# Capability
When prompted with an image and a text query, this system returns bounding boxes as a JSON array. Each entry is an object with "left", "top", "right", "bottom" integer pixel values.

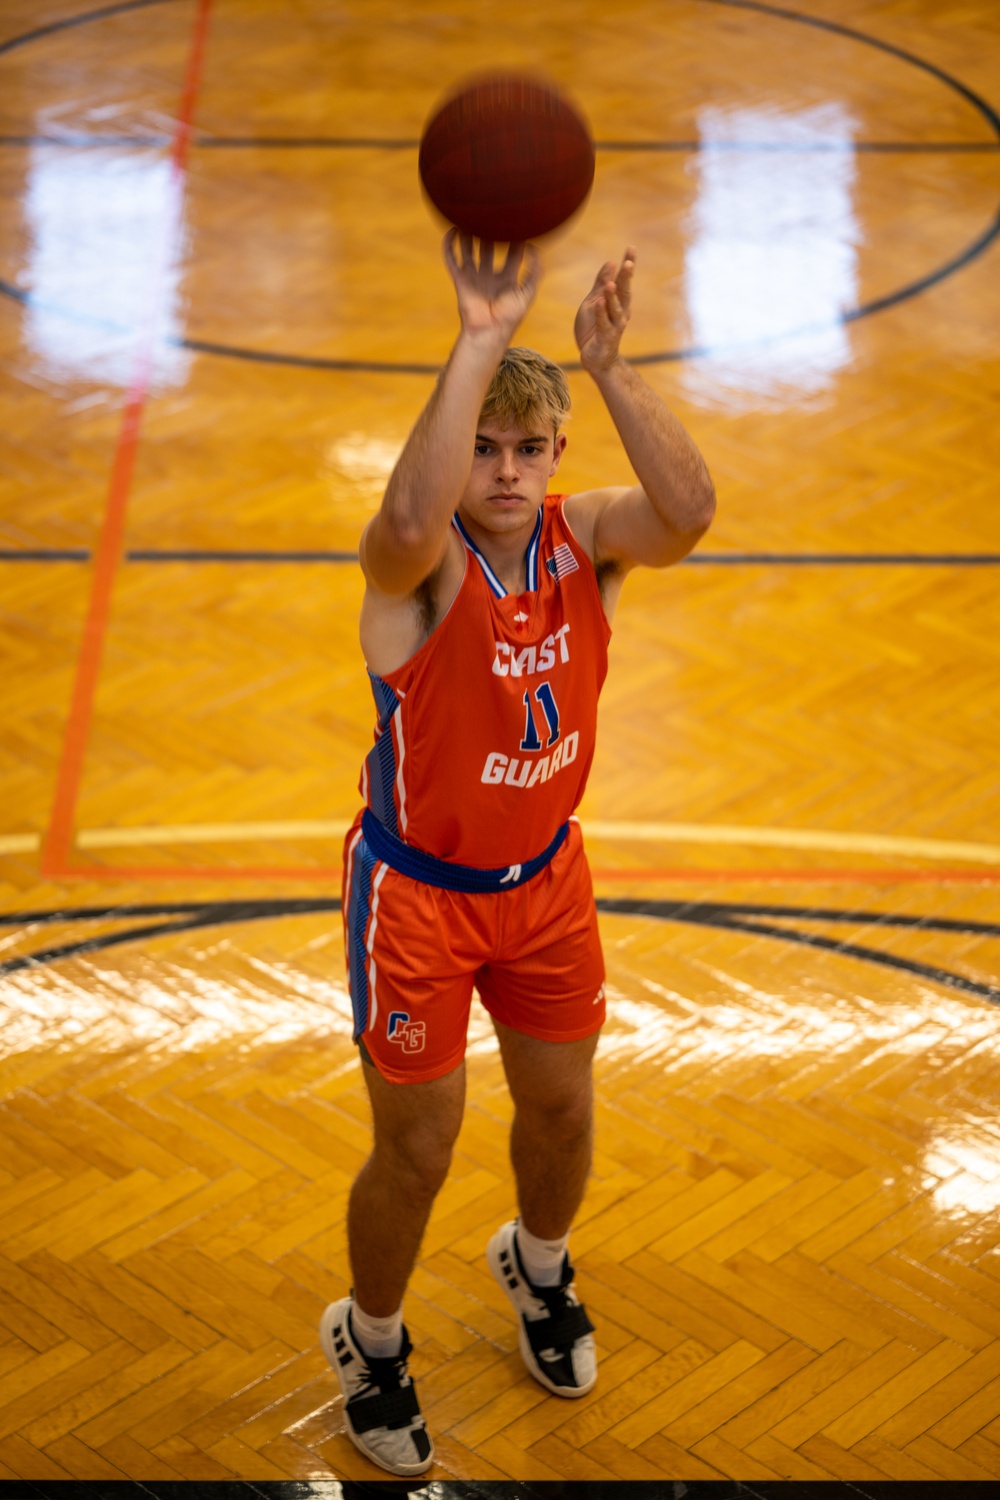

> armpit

[
  {"left": 595, "top": 556, "right": 624, "bottom": 602},
  {"left": 413, "top": 573, "right": 439, "bottom": 635}
]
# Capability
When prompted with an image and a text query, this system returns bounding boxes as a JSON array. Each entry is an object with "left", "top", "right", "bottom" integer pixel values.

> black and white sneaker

[
  {"left": 486, "top": 1220, "right": 597, "bottom": 1397},
  {"left": 319, "top": 1297, "right": 433, "bottom": 1476}
]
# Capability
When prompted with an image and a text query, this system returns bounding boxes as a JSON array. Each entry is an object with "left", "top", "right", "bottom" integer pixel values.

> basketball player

[{"left": 320, "top": 233, "right": 715, "bottom": 1475}]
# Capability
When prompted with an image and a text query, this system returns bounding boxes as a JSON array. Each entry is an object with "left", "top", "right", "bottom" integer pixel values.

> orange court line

[
  {"left": 57, "top": 864, "right": 345, "bottom": 882},
  {"left": 41, "top": 0, "right": 214, "bottom": 879},
  {"left": 590, "top": 866, "right": 1000, "bottom": 884}
]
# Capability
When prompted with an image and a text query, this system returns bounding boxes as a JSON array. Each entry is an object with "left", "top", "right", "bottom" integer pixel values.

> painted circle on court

[{"left": 0, "top": 0, "right": 998, "bottom": 372}]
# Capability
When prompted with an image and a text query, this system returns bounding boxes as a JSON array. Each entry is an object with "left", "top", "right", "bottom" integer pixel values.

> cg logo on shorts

[{"left": 388, "top": 1011, "right": 426, "bottom": 1053}]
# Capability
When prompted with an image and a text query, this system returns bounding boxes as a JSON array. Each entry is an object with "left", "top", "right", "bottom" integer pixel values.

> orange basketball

[{"left": 418, "top": 73, "right": 595, "bottom": 242}]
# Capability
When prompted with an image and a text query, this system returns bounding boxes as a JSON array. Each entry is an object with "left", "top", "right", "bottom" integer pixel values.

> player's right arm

[{"left": 360, "top": 232, "right": 541, "bottom": 598}]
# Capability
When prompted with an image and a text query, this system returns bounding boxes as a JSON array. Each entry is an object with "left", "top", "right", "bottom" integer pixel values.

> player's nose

[{"left": 496, "top": 450, "right": 519, "bottom": 481}]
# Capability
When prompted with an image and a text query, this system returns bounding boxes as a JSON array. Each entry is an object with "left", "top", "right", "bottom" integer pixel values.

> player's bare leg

[
  {"left": 319, "top": 1057, "right": 465, "bottom": 1476},
  {"left": 493, "top": 1023, "right": 597, "bottom": 1237},
  {"left": 349, "top": 1056, "right": 466, "bottom": 1314},
  {"left": 486, "top": 1023, "right": 599, "bottom": 1396}
]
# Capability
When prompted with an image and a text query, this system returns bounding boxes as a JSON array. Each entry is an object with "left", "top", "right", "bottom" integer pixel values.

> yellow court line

[
  {"left": 0, "top": 834, "right": 39, "bottom": 855},
  {"left": 78, "top": 820, "right": 354, "bottom": 848},
  {"left": 2, "top": 821, "right": 1000, "bottom": 865},
  {"left": 582, "top": 822, "right": 1000, "bottom": 865}
]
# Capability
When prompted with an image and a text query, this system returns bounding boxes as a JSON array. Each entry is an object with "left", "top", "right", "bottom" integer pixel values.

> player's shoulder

[
  {"left": 359, "top": 522, "right": 467, "bottom": 677},
  {"left": 559, "top": 486, "right": 632, "bottom": 566}
]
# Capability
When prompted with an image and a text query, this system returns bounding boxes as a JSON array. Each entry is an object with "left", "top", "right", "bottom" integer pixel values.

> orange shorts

[{"left": 342, "top": 814, "right": 605, "bottom": 1084}]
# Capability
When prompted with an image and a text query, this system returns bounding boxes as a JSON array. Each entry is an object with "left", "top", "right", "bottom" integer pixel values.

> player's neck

[{"left": 458, "top": 507, "right": 540, "bottom": 596}]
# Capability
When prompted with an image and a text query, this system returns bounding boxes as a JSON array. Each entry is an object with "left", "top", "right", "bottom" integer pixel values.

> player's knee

[
  {"left": 521, "top": 1085, "right": 593, "bottom": 1147},
  {"left": 392, "top": 1146, "right": 453, "bottom": 1208},
  {"left": 376, "top": 1118, "right": 457, "bottom": 1202}
]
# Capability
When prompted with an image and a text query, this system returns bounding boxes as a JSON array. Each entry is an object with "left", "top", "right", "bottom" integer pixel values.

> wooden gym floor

[{"left": 1, "top": 0, "right": 999, "bottom": 1486}]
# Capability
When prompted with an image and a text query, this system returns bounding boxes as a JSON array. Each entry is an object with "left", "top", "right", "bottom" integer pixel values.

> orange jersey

[{"left": 360, "top": 494, "right": 611, "bottom": 868}]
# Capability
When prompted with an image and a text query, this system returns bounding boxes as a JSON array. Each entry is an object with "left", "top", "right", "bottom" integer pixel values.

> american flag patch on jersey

[{"left": 545, "top": 543, "right": 579, "bottom": 582}]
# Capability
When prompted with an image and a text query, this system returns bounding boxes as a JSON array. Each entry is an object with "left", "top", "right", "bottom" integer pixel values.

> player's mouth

[{"left": 488, "top": 493, "right": 527, "bottom": 503}]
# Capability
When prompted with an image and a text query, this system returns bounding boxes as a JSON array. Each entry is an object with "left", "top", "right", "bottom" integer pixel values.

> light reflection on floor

[
  {"left": 681, "top": 102, "right": 858, "bottom": 408},
  {"left": 22, "top": 146, "right": 190, "bottom": 390},
  {"left": 0, "top": 954, "right": 350, "bottom": 1058},
  {"left": 2, "top": 905, "right": 997, "bottom": 1229}
]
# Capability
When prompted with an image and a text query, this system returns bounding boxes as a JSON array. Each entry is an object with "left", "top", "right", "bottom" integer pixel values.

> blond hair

[{"left": 479, "top": 347, "right": 571, "bottom": 434}]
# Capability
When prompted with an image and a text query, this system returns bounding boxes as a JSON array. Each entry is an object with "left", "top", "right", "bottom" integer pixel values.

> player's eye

[
  {"left": 474, "top": 444, "right": 492, "bottom": 456},
  {"left": 521, "top": 445, "right": 540, "bottom": 455}
]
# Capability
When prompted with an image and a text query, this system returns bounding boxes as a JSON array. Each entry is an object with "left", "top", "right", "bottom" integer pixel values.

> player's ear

[{"left": 550, "top": 432, "right": 568, "bottom": 473}]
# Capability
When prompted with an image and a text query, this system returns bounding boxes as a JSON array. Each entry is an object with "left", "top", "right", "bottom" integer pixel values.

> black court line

[
  {"left": 1, "top": 0, "right": 998, "bottom": 375},
  {"left": 0, "top": 899, "right": 337, "bottom": 924},
  {"left": 0, "top": 549, "right": 91, "bottom": 561},
  {"left": 598, "top": 899, "right": 1000, "bottom": 1004},
  {"left": 0, "top": 0, "right": 175, "bottom": 57},
  {"left": 6, "top": 549, "right": 1000, "bottom": 566},
  {"left": 0, "top": 899, "right": 341, "bottom": 973},
  {"left": 596, "top": 139, "right": 1000, "bottom": 153},
  {"left": 840, "top": 200, "right": 1000, "bottom": 326},
  {"left": 4, "top": 132, "right": 999, "bottom": 151},
  {"left": 178, "top": 337, "right": 442, "bottom": 375},
  {"left": 0, "top": 133, "right": 172, "bottom": 147},
  {"left": 124, "top": 550, "right": 1000, "bottom": 566},
  {"left": 666, "top": 902, "right": 1000, "bottom": 935},
  {"left": 2, "top": 898, "right": 997, "bottom": 1004},
  {"left": 4, "top": 898, "right": 996, "bottom": 936},
  {"left": 126, "top": 548, "right": 361, "bottom": 562},
  {"left": 684, "top": 552, "right": 1000, "bottom": 565},
  {"left": 707, "top": 0, "right": 1000, "bottom": 136}
]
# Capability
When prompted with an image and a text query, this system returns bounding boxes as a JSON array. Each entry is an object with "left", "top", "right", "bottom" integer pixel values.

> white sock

[
  {"left": 351, "top": 1299, "right": 403, "bottom": 1359},
  {"left": 516, "top": 1223, "right": 569, "bottom": 1287}
]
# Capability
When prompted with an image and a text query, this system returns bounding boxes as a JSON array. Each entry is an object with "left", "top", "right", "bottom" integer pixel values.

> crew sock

[
  {"left": 352, "top": 1300, "right": 404, "bottom": 1359},
  {"left": 516, "top": 1223, "right": 569, "bottom": 1288}
]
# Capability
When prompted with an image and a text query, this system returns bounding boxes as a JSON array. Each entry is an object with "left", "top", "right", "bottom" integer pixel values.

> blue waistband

[{"left": 360, "top": 807, "right": 569, "bottom": 893}]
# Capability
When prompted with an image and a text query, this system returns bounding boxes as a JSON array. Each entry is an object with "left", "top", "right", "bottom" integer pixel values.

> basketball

[{"left": 418, "top": 72, "right": 595, "bottom": 242}]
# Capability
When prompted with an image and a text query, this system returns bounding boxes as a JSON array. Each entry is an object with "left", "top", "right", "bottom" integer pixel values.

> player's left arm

[{"left": 566, "top": 249, "right": 716, "bottom": 572}]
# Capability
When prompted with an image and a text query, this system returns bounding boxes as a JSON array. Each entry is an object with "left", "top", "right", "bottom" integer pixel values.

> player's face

[{"left": 459, "top": 421, "right": 567, "bottom": 534}]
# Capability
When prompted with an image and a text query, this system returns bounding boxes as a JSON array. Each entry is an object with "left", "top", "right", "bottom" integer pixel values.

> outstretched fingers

[
  {"left": 445, "top": 231, "right": 539, "bottom": 285},
  {"left": 443, "top": 226, "right": 461, "bottom": 273},
  {"left": 593, "top": 294, "right": 613, "bottom": 334},
  {"left": 519, "top": 242, "right": 542, "bottom": 297},
  {"left": 603, "top": 280, "right": 627, "bottom": 328},
  {"left": 602, "top": 247, "right": 635, "bottom": 328},
  {"left": 501, "top": 240, "right": 524, "bottom": 281},
  {"left": 589, "top": 259, "right": 616, "bottom": 297},
  {"left": 444, "top": 228, "right": 481, "bottom": 276},
  {"left": 616, "top": 247, "right": 635, "bottom": 302}
]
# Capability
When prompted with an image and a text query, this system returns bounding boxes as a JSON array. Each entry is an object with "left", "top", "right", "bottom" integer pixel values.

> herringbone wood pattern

[
  {"left": 1, "top": 0, "right": 999, "bottom": 1482},
  {"left": 0, "top": 908, "right": 998, "bottom": 1482}
]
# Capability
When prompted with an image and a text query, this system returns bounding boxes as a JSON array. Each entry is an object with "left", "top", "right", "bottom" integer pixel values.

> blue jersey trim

[
  {"left": 370, "top": 671, "right": 399, "bottom": 722},
  {"left": 366, "top": 672, "right": 400, "bottom": 835},
  {"left": 525, "top": 507, "right": 542, "bottom": 592},
  {"left": 346, "top": 836, "right": 377, "bottom": 1037},
  {"left": 361, "top": 807, "right": 568, "bottom": 893},
  {"left": 452, "top": 507, "right": 544, "bottom": 598}
]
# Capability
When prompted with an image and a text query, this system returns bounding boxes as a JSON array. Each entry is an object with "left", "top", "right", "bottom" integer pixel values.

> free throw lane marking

[{"left": 40, "top": 0, "right": 214, "bottom": 877}]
